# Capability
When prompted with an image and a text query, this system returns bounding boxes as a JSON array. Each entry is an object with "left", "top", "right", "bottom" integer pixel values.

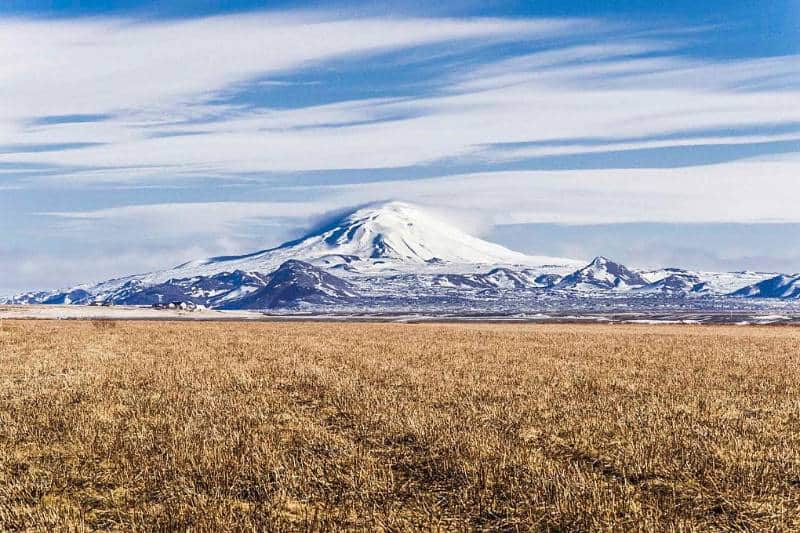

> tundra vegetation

[{"left": 0, "top": 320, "right": 798, "bottom": 530}]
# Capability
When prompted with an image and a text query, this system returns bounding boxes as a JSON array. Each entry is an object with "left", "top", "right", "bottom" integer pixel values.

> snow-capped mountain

[
  {"left": 634, "top": 270, "right": 707, "bottom": 295},
  {"left": 159, "top": 201, "right": 581, "bottom": 282},
  {"left": 106, "top": 270, "right": 270, "bottom": 307},
  {"left": 731, "top": 274, "right": 800, "bottom": 299},
  {"left": 556, "top": 256, "right": 649, "bottom": 291},
  {"left": 219, "top": 260, "right": 358, "bottom": 309},
  {"left": 2, "top": 201, "right": 795, "bottom": 311},
  {"left": 432, "top": 268, "right": 554, "bottom": 291}
]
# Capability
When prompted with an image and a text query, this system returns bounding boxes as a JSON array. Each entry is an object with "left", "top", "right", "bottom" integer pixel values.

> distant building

[{"left": 152, "top": 301, "right": 197, "bottom": 311}]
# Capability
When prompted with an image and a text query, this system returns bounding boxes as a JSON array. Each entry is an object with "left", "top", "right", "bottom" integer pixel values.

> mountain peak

[
  {"left": 48, "top": 201, "right": 582, "bottom": 292},
  {"left": 274, "top": 201, "right": 577, "bottom": 267},
  {"left": 558, "top": 256, "right": 649, "bottom": 290},
  {"left": 351, "top": 200, "right": 418, "bottom": 216},
  {"left": 589, "top": 256, "right": 611, "bottom": 267},
  {"left": 220, "top": 260, "right": 358, "bottom": 310},
  {"left": 732, "top": 274, "right": 800, "bottom": 299}
]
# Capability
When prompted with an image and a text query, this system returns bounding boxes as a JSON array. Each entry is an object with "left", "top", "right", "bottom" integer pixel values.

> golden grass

[{"left": 0, "top": 320, "right": 799, "bottom": 530}]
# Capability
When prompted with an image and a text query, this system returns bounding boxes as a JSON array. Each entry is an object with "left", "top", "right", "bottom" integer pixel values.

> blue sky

[{"left": 1, "top": 0, "right": 799, "bottom": 294}]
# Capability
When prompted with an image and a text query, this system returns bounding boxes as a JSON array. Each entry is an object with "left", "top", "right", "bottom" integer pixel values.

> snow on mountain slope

[
  {"left": 635, "top": 272, "right": 706, "bottom": 295},
  {"left": 5, "top": 201, "right": 795, "bottom": 311},
  {"left": 220, "top": 260, "right": 358, "bottom": 309},
  {"left": 105, "top": 270, "right": 270, "bottom": 306},
  {"left": 86, "top": 201, "right": 580, "bottom": 293},
  {"left": 731, "top": 274, "right": 800, "bottom": 299},
  {"left": 429, "top": 267, "right": 555, "bottom": 291},
  {"left": 556, "top": 257, "right": 649, "bottom": 291},
  {"left": 188, "top": 201, "right": 579, "bottom": 272},
  {"left": 642, "top": 268, "right": 778, "bottom": 295}
]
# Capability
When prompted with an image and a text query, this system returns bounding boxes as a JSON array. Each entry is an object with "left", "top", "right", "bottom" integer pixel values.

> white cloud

[
  {"left": 312, "top": 160, "right": 800, "bottom": 225},
  {"left": 11, "top": 201, "right": 333, "bottom": 291},
  {"left": 0, "top": 11, "right": 592, "bottom": 180},
  {"left": 39, "top": 201, "right": 332, "bottom": 239},
  {"left": 3, "top": 41, "right": 798, "bottom": 179},
  {"left": 0, "top": 13, "right": 574, "bottom": 130},
  {"left": 0, "top": 11, "right": 796, "bottom": 182},
  {"left": 41, "top": 159, "right": 800, "bottom": 231},
  {"left": 475, "top": 132, "right": 800, "bottom": 162}
]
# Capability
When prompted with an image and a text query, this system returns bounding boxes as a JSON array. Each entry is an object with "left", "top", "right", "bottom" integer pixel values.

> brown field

[{"left": 0, "top": 320, "right": 798, "bottom": 530}]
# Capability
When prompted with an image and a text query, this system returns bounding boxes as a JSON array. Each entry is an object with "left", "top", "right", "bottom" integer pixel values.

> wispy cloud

[
  {"left": 0, "top": 13, "right": 574, "bottom": 127},
  {"left": 0, "top": 11, "right": 588, "bottom": 181},
  {"left": 308, "top": 159, "right": 800, "bottom": 225},
  {"left": 12, "top": 201, "right": 333, "bottom": 290},
  {"left": 43, "top": 158, "right": 799, "bottom": 228},
  {"left": 1, "top": 14, "right": 797, "bottom": 182},
  {"left": 39, "top": 201, "right": 331, "bottom": 239}
]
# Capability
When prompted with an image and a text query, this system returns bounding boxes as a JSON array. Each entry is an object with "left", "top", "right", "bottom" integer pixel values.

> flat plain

[{"left": 0, "top": 320, "right": 798, "bottom": 530}]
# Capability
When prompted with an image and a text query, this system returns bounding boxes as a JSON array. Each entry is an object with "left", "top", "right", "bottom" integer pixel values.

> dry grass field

[{"left": 0, "top": 320, "right": 798, "bottom": 530}]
